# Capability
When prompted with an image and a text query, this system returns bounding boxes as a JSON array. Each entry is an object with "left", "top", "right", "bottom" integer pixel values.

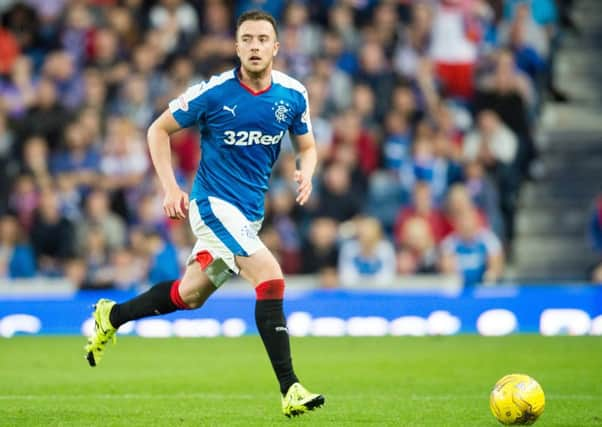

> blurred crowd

[{"left": 0, "top": 0, "right": 577, "bottom": 289}]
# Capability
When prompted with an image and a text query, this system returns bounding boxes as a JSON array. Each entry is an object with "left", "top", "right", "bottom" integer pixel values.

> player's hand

[
  {"left": 163, "top": 186, "right": 189, "bottom": 220},
  {"left": 294, "top": 170, "right": 312, "bottom": 206}
]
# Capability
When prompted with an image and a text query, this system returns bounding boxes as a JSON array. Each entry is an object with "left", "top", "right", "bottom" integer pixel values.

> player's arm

[
  {"left": 483, "top": 232, "right": 504, "bottom": 285},
  {"left": 291, "top": 132, "right": 317, "bottom": 206},
  {"left": 147, "top": 109, "right": 189, "bottom": 219},
  {"left": 484, "top": 252, "right": 504, "bottom": 285}
]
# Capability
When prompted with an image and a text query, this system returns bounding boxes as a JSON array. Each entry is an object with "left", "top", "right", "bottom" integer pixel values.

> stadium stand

[{"left": 0, "top": 0, "right": 596, "bottom": 289}]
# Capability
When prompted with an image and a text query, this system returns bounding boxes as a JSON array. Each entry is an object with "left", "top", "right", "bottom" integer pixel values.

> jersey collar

[{"left": 236, "top": 67, "right": 272, "bottom": 96}]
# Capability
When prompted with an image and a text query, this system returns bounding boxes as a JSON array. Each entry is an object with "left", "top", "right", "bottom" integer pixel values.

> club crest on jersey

[{"left": 272, "top": 100, "right": 290, "bottom": 123}]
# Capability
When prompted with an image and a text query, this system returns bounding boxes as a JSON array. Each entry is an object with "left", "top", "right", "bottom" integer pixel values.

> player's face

[{"left": 236, "top": 20, "right": 279, "bottom": 75}]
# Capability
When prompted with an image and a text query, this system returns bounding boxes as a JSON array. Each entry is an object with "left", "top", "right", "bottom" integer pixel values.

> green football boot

[
  {"left": 281, "top": 382, "right": 325, "bottom": 417},
  {"left": 84, "top": 299, "right": 117, "bottom": 367}
]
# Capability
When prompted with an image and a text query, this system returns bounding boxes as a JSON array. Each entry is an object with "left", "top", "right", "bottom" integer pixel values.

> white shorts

[{"left": 187, "top": 196, "right": 264, "bottom": 285}]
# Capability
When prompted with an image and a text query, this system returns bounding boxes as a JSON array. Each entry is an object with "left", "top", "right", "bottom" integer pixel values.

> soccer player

[{"left": 84, "top": 10, "right": 324, "bottom": 417}]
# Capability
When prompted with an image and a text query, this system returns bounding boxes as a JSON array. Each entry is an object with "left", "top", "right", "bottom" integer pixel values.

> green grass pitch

[{"left": 1, "top": 336, "right": 601, "bottom": 426}]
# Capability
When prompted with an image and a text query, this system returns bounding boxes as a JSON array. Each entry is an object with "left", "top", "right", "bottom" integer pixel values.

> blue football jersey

[
  {"left": 169, "top": 68, "right": 312, "bottom": 221},
  {"left": 441, "top": 230, "right": 502, "bottom": 286}
]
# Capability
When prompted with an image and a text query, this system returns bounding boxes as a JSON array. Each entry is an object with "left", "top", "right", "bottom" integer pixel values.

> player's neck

[{"left": 239, "top": 66, "right": 272, "bottom": 93}]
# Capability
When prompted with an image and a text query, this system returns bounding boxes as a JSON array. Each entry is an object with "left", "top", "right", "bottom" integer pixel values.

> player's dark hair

[{"left": 236, "top": 10, "right": 278, "bottom": 39}]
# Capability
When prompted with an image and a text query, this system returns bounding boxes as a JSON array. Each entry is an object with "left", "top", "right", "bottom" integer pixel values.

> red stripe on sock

[
  {"left": 255, "top": 279, "right": 285, "bottom": 300},
  {"left": 169, "top": 279, "right": 190, "bottom": 309},
  {"left": 195, "top": 250, "right": 214, "bottom": 270}
]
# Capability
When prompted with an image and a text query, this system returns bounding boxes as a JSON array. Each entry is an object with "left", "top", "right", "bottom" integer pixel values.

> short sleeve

[
  {"left": 440, "top": 236, "right": 457, "bottom": 255},
  {"left": 289, "top": 87, "right": 312, "bottom": 136},
  {"left": 168, "top": 82, "right": 208, "bottom": 129},
  {"left": 481, "top": 230, "right": 502, "bottom": 256}
]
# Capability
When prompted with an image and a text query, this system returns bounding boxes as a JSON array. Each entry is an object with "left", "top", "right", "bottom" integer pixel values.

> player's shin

[
  {"left": 109, "top": 279, "right": 190, "bottom": 328},
  {"left": 255, "top": 279, "right": 299, "bottom": 394}
]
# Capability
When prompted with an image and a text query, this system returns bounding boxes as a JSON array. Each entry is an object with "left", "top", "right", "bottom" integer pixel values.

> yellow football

[{"left": 489, "top": 374, "right": 545, "bottom": 425}]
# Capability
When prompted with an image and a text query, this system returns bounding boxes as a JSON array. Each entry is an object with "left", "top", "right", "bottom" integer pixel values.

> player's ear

[{"left": 273, "top": 41, "right": 280, "bottom": 57}]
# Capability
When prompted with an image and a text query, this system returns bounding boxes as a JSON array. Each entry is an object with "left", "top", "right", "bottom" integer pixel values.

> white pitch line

[
  {"left": 411, "top": 395, "right": 602, "bottom": 400},
  {"left": 0, "top": 394, "right": 600, "bottom": 400},
  {"left": 0, "top": 394, "right": 257, "bottom": 400}
]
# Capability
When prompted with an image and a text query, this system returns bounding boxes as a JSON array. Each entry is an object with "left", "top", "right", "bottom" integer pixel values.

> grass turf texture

[{"left": 0, "top": 336, "right": 601, "bottom": 426}]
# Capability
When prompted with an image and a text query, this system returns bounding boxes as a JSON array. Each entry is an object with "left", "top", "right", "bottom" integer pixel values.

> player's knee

[{"left": 238, "top": 249, "right": 283, "bottom": 285}]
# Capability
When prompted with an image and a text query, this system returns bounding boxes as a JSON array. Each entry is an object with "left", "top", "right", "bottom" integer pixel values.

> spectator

[
  {"left": 99, "top": 117, "right": 149, "bottom": 219},
  {"left": 55, "top": 173, "right": 82, "bottom": 221},
  {"left": 383, "top": 110, "right": 412, "bottom": 175},
  {"left": 133, "top": 193, "right": 169, "bottom": 239},
  {"left": 338, "top": 216, "right": 396, "bottom": 287},
  {"left": 113, "top": 74, "right": 154, "bottom": 130},
  {"left": 50, "top": 121, "right": 100, "bottom": 196},
  {"left": 394, "top": 181, "right": 448, "bottom": 246},
  {"left": 498, "top": 3, "right": 548, "bottom": 84},
  {"left": 0, "top": 214, "right": 36, "bottom": 279},
  {"left": 396, "top": 216, "right": 438, "bottom": 275},
  {"left": 16, "top": 78, "right": 72, "bottom": 152},
  {"left": 371, "top": 2, "right": 401, "bottom": 58},
  {"left": 351, "top": 83, "right": 378, "bottom": 131},
  {"left": 0, "top": 55, "right": 36, "bottom": 119},
  {"left": 281, "top": 1, "right": 322, "bottom": 56},
  {"left": 304, "top": 76, "right": 334, "bottom": 161},
  {"left": 81, "top": 226, "right": 111, "bottom": 288},
  {"left": 167, "top": 221, "right": 194, "bottom": 269},
  {"left": 76, "top": 189, "right": 127, "bottom": 253},
  {"left": 464, "top": 160, "right": 504, "bottom": 239},
  {"left": 463, "top": 110, "right": 518, "bottom": 167},
  {"left": 105, "top": 247, "right": 147, "bottom": 290},
  {"left": 193, "top": 0, "right": 235, "bottom": 76},
  {"left": 8, "top": 174, "right": 39, "bottom": 232},
  {"left": 300, "top": 217, "right": 339, "bottom": 288},
  {"left": 149, "top": 0, "right": 200, "bottom": 53},
  {"left": 331, "top": 142, "right": 368, "bottom": 200},
  {"left": 88, "top": 28, "right": 130, "bottom": 97},
  {"left": 478, "top": 49, "right": 535, "bottom": 113},
  {"left": 463, "top": 110, "right": 519, "bottom": 243},
  {"left": 332, "top": 109, "right": 379, "bottom": 176},
  {"left": 356, "top": 40, "right": 396, "bottom": 121},
  {"left": 314, "top": 161, "right": 361, "bottom": 223},
  {"left": 312, "top": 53, "right": 353, "bottom": 113},
  {"left": 266, "top": 185, "right": 301, "bottom": 274},
  {"left": 144, "top": 229, "right": 180, "bottom": 284},
  {"left": 474, "top": 51, "right": 536, "bottom": 178},
  {"left": 429, "top": 0, "right": 481, "bottom": 100},
  {"left": 106, "top": 5, "right": 141, "bottom": 52},
  {"left": 0, "top": 114, "right": 15, "bottom": 211},
  {"left": 42, "top": 51, "right": 84, "bottom": 110},
  {"left": 394, "top": 2, "right": 433, "bottom": 79},
  {"left": 440, "top": 207, "right": 504, "bottom": 286},
  {"left": 390, "top": 84, "right": 421, "bottom": 127},
  {"left": 20, "top": 136, "right": 51, "bottom": 190},
  {"left": 81, "top": 69, "right": 109, "bottom": 112},
  {"left": 327, "top": 3, "right": 360, "bottom": 52},
  {"left": 63, "top": 258, "right": 91, "bottom": 289},
  {"left": 29, "top": 189, "right": 76, "bottom": 276}
]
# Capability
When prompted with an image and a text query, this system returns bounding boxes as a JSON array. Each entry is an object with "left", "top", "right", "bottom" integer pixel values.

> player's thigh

[
  {"left": 178, "top": 261, "right": 216, "bottom": 308},
  {"left": 236, "top": 248, "right": 283, "bottom": 286}
]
